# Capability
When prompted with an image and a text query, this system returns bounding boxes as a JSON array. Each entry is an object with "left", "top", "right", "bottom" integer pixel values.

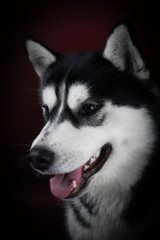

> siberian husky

[{"left": 24, "top": 21, "right": 160, "bottom": 239}]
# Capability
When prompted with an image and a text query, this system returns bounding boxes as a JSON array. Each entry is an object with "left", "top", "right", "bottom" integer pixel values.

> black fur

[
  {"left": 70, "top": 202, "right": 91, "bottom": 229},
  {"left": 38, "top": 50, "right": 157, "bottom": 129},
  {"left": 24, "top": 21, "right": 160, "bottom": 239},
  {"left": 44, "top": 53, "right": 159, "bottom": 238},
  {"left": 80, "top": 194, "right": 98, "bottom": 215},
  {"left": 39, "top": 46, "right": 160, "bottom": 237}
]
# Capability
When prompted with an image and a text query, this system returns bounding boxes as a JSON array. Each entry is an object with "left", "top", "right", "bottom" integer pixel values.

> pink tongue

[{"left": 50, "top": 167, "right": 82, "bottom": 199}]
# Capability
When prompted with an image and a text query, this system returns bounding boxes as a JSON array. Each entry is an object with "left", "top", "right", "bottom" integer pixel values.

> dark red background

[{"left": 2, "top": 0, "right": 160, "bottom": 239}]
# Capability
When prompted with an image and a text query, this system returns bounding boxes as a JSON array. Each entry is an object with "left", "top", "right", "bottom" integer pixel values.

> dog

[{"left": 24, "top": 21, "right": 160, "bottom": 239}]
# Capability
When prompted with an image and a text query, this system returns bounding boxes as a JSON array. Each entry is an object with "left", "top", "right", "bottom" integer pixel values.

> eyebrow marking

[
  {"left": 67, "top": 83, "right": 90, "bottom": 110},
  {"left": 42, "top": 85, "right": 57, "bottom": 112}
]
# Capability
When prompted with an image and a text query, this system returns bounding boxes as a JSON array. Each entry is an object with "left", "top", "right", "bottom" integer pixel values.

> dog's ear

[
  {"left": 24, "top": 36, "right": 60, "bottom": 79},
  {"left": 103, "top": 21, "right": 150, "bottom": 80}
]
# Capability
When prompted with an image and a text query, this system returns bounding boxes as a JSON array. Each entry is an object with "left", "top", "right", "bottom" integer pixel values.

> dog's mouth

[{"left": 50, "top": 144, "right": 112, "bottom": 199}]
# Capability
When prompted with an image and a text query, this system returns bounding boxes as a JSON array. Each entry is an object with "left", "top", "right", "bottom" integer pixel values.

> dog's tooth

[
  {"left": 72, "top": 180, "right": 77, "bottom": 189},
  {"left": 93, "top": 150, "right": 100, "bottom": 158},
  {"left": 89, "top": 157, "right": 96, "bottom": 164},
  {"left": 84, "top": 165, "right": 90, "bottom": 171}
]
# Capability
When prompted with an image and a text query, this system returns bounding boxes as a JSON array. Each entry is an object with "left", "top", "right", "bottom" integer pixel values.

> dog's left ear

[
  {"left": 103, "top": 22, "right": 150, "bottom": 80},
  {"left": 24, "top": 36, "right": 60, "bottom": 79}
]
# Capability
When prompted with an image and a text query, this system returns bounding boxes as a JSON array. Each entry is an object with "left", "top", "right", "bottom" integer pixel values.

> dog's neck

[{"left": 65, "top": 187, "right": 129, "bottom": 240}]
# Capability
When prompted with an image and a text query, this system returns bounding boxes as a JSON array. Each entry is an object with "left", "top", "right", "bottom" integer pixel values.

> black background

[{"left": 2, "top": 0, "right": 160, "bottom": 239}]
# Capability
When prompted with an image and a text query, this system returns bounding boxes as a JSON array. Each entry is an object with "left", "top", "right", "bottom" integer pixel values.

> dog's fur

[{"left": 24, "top": 21, "right": 160, "bottom": 239}]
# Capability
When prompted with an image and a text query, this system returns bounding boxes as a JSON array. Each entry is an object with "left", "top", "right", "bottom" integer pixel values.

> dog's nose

[{"left": 29, "top": 148, "right": 53, "bottom": 171}]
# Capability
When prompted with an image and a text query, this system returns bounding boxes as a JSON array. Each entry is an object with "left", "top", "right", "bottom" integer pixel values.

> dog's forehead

[{"left": 42, "top": 82, "right": 90, "bottom": 111}]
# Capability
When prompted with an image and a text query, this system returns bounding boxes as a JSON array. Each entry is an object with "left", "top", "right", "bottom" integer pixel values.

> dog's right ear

[{"left": 24, "top": 36, "right": 59, "bottom": 79}]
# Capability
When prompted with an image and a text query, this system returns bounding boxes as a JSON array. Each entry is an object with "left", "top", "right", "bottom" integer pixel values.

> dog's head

[{"left": 24, "top": 22, "right": 156, "bottom": 199}]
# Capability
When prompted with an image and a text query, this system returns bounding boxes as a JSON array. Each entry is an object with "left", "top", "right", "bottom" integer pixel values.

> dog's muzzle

[{"left": 28, "top": 148, "right": 54, "bottom": 171}]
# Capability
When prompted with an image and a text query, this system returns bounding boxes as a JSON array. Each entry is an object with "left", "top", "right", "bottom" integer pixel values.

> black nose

[{"left": 28, "top": 148, "right": 53, "bottom": 171}]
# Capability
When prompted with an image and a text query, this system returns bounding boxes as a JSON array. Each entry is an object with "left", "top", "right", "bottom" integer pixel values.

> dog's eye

[
  {"left": 81, "top": 104, "right": 98, "bottom": 115},
  {"left": 42, "top": 104, "right": 49, "bottom": 116}
]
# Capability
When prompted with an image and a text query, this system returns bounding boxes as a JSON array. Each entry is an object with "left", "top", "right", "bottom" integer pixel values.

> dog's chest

[{"left": 65, "top": 192, "right": 127, "bottom": 240}]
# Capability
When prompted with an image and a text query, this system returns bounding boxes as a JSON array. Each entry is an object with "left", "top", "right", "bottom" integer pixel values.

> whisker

[{"left": 10, "top": 143, "right": 31, "bottom": 169}]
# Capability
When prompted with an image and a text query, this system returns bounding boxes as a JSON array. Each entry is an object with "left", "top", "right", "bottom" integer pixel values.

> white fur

[
  {"left": 27, "top": 23, "right": 155, "bottom": 240},
  {"left": 31, "top": 97, "right": 155, "bottom": 239},
  {"left": 42, "top": 85, "right": 57, "bottom": 112},
  {"left": 31, "top": 121, "right": 51, "bottom": 150},
  {"left": 32, "top": 101, "right": 155, "bottom": 185},
  {"left": 26, "top": 40, "right": 56, "bottom": 78},
  {"left": 65, "top": 104, "right": 156, "bottom": 240},
  {"left": 67, "top": 83, "right": 90, "bottom": 110},
  {"left": 66, "top": 189, "right": 128, "bottom": 240}
]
